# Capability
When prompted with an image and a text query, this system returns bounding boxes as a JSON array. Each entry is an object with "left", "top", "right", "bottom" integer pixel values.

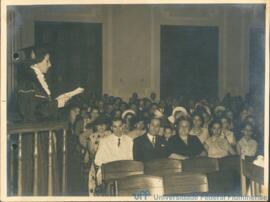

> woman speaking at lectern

[
  {"left": 12, "top": 45, "right": 84, "bottom": 195},
  {"left": 14, "top": 44, "right": 83, "bottom": 122}
]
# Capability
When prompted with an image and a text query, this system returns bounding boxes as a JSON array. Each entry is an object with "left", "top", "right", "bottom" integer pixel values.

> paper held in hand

[
  {"left": 55, "top": 87, "right": 84, "bottom": 108},
  {"left": 56, "top": 87, "right": 84, "bottom": 100}
]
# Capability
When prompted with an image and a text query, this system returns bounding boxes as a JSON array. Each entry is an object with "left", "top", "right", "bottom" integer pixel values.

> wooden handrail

[
  {"left": 7, "top": 121, "right": 69, "bottom": 196},
  {"left": 7, "top": 121, "right": 69, "bottom": 134}
]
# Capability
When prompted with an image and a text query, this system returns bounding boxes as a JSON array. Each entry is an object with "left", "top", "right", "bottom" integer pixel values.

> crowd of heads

[{"left": 68, "top": 90, "right": 263, "bottom": 151}]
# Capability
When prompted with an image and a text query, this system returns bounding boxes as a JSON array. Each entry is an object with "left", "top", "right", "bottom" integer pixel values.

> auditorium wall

[{"left": 8, "top": 5, "right": 265, "bottom": 101}]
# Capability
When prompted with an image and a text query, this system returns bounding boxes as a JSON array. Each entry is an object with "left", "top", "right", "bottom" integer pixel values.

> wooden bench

[
  {"left": 144, "top": 158, "right": 182, "bottom": 176},
  {"left": 163, "top": 172, "right": 208, "bottom": 195},
  {"left": 241, "top": 157, "right": 264, "bottom": 196}
]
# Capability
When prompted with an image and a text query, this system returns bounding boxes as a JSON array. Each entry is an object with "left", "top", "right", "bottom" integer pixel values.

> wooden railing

[{"left": 7, "top": 121, "right": 69, "bottom": 196}]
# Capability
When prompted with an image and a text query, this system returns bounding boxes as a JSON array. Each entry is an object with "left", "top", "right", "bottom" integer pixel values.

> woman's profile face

[{"left": 38, "top": 54, "right": 51, "bottom": 73}]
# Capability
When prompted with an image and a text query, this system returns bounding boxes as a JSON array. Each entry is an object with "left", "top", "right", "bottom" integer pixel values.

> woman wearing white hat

[
  {"left": 122, "top": 109, "right": 136, "bottom": 133},
  {"left": 167, "top": 106, "right": 189, "bottom": 125}
]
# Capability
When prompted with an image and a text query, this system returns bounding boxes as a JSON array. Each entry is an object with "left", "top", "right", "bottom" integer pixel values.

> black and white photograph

[{"left": 0, "top": 0, "right": 269, "bottom": 201}]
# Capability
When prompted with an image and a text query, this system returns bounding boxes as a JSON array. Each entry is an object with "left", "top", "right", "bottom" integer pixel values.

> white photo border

[{"left": 1, "top": 0, "right": 269, "bottom": 201}]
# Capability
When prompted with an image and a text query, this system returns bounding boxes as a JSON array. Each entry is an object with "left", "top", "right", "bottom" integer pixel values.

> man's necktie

[
  {"left": 152, "top": 136, "right": 155, "bottom": 147},
  {"left": 118, "top": 138, "right": 121, "bottom": 147}
]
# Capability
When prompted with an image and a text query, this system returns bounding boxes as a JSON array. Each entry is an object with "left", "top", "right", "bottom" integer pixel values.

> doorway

[
  {"left": 160, "top": 25, "right": 219, "bottom": 100},
  {"left": 35, "top": 21, "right": 102, "bottom": 97}
]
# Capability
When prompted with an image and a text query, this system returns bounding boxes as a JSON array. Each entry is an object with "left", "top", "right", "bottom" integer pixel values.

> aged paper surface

[{"left": 1, "top": 0, "right": 269, "bottom": 201}]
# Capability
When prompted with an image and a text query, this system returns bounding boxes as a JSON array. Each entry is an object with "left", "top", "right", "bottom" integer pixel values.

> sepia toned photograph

[{"left": 1, "top": 0, "right": 269, "bottom": 201}]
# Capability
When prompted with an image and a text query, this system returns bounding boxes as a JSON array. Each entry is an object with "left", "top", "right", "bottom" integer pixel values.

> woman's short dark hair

[
  {"left": 111, "top": 117, "right": 123, "bottom": 125},
  {"left": 15, "top": 44, "right": 51, "bottom": 66},
  {"left": 191, "top": 112, "right": 205, "bottom": 127},
  {"left": 32, "top": 45, "right": 51, "bottom": 64},
  {"left": 175, "top": 116, "right": 192, "bottom": 129},
  {"left": 148, "top": 116, "right": 161, "bottom": 125},
  {"left": 209, "top": 118, "right": 221, "bottom": 129},
  {"left": 208, "top": 119, "right": 222, "bottom": 136}
]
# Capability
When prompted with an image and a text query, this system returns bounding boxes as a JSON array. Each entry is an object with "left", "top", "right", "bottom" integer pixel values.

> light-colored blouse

[
  {"left": 221, "top": 129, "right": 236, "bottom": 146},
  {"left": 237, "top": 137, "right": 258, "bottom": 157},
  {"left": 205, "top": 135, "right": 231, "bottom": 158}
]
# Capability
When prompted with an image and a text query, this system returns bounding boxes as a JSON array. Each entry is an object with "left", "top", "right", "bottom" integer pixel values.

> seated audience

[
  {"left": 214, "top": 105, "right": 226, "bottom": 119},
  {"left": 236, "top": 123, "right": 258, "bottom": 157},
  {"left": 225, "top": 109, "right": 234, "bottom": 130},
  {"left": 16, "top": 86, "right": 261, "bottom": 196},
  {"left": 204, "top": 119, "right": 236, "bottom": 158},
  {"left": 122, "top": 109, "right": 136, "bottom": 133},
  {"left": 74, "top": 107, "right": 91, "bottom": 136},
  {"left": 133, "top": 117, "right": 168, "bottom": 162},
  {"left": 69, "top": 105, "right": 81, "bottom": 126},
  {"left": 190, "top": 112, "right": 209, "bottom": 143},
  {"left": 220, "top": 116, "right": 236, "bottom": 146},
  {"left": 163, "top": 124, "right": 174, "bottom": 142},
  {"left": 90, "top": 107, "right": 100, "bottom": 122},
  {"left": 193, "top": 102, "right": 212, "bottom": 128},
  {"left": 89, "top": 118, "right": 133, "bottom": 195},
  {"left": 88, "top": 117, "right": 111, "bottom": 159},
  {"left": 94, "top": 118, "right": 133, "bottom": 167},
  {"left": 202, "top": 110, "right": 211, "bottom": 129},
  {"left": 167, "top": 117, "right": 206, "bottom": 160},
  {"left": 127, "top": 115, "right": 146, "bottom": 139}
]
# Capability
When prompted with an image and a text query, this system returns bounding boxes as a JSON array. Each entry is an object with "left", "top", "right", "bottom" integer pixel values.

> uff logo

[{"left": 133, "top": 190, "right": 150, "bottom": 200}]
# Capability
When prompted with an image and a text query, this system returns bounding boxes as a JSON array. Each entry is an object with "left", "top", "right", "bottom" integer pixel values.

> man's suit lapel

[
  {"left": 142, "top": 134, "right": 154, "bottom": 149},
  {"left": 155, "top": 136, "right": 165, "bottom": 149},
  {"left": 155, "top": 136, "right": 161, "bottom": 146}
]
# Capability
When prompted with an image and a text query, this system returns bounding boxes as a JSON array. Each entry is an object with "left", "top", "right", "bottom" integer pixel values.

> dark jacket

[
  {"left": 17, "top": 67, "right": 58, "bottom": 122},
  {"left": 133, "top": 133, "right": 168, "bottom": 162},
  {"left": 166, "top": 135, "right": 205, "bottom": 158}
]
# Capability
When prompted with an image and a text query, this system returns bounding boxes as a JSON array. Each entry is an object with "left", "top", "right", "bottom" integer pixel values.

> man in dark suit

[{"left": 133, "top": 117, "right": 168, "bottom": 162}]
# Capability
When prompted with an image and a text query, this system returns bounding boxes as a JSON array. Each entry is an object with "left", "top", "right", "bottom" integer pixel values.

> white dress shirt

[
  {"left": 31, "top": 65, "right": 51, "bottom": 96},
  {"left": 147, "top": 133, "right": 156, "bottom": 145},
  {"left": 94, "top": 134, "right": 133, "bottom": 167}
]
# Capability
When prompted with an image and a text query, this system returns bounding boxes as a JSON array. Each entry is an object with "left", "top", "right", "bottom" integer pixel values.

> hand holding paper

[{"left": 56, "top": 87, "right": 84, "bottom": 108}]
